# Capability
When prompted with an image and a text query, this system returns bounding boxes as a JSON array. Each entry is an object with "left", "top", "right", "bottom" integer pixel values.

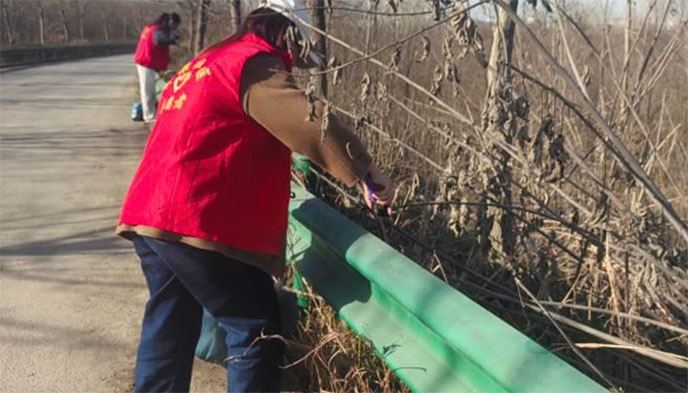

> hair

[
  {"left": 170, "top": 12, "right": 181, "bottom": 25},
  {"left": 201, "top": 8, "right": 294, "bottom": 54},
  {"left": 152, "top": 13, "right": 169, "bottom": 27}
]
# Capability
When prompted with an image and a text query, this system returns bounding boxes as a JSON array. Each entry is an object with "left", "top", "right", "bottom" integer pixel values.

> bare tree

[
  {"left": 312, "top": 0, "right": 327, "bottom": 96},
  {"left": 480, "top": 0, "right": 520, "bottom": 257},
  {"left": 59, "top": 5, "right": 71, "bottom": 42},
  {"left": 37, "top": 2, "right": 46, "bottom": 45},
  {"left": 194, "top": 0, "right": 210, "bottom": 54},
  {"left": 1, "top": 0, "right": 16, "bottom": 45},
  {"left": 229, "top": 0, "right": 241, "bottom": 33},
  {"left": 0, "top": 0, "right": 169, "bottom": 46},
  {"left": 99, "top": 9, "right": 109, "bottom": 41},
  {"left": 77, "top": 1, "right": 86, "bottom": 41},
  {"left": 180, "top": 0, "right": 197, "bottom": 52},
  {"left": 364, "top": 0, "right": 379, "bottom": 55}
]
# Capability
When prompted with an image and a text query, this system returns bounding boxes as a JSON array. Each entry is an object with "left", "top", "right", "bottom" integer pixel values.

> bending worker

[
  {"left": 133, "top": 12, "right": 181, "bottom": 124},
  {"left": 116, "top": 1, "right": 394, "bottom": 392}
]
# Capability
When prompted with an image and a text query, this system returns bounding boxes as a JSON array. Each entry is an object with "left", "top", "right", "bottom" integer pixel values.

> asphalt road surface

[{"left": 0, "top": 55, "right": 225, "bottom": 392}]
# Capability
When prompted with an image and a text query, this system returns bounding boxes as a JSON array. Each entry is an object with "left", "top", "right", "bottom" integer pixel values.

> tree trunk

[
  {"left": 78, "top": 2, "right": 85, "bottom": 41},
  {"left": 38, "top": 3, "right": 46, "bottom": 45},
  {"left": 312, "top": 0, "right": 327, "bottom": 96},
  {"left": 100, "top": 11, "right": 109, "bottom": 41},
  {"left": 485, "top": 3, "right": 517, "bottom": 96},
  {"left": 480, "top": 0, "right": 519, "bottom": 258},
  {"left": 59, "top": 8, "right": 70, "bottom": 42},
  {"left": 364, "top": 0, "right": 378, "bottom": 55},
  {"left": 1, "top": 1, "right": 15, "bottom": 45},
  {"left": 193, "top": 0, "right": 209, "bottom": 55},
  {"left": 187, "top": 1, "right": 197, "bottom": 53},
  {"left": 230, "top": 0, "right": 241, "bottom": 33}
]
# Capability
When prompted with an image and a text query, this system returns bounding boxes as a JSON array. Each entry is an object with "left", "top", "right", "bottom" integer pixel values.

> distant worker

[
  {"left": 116, "top": 0, "right": 394, "bottom": 392},
  {"left": 133, "top": 12, "right": 181, "bottom": 124}
]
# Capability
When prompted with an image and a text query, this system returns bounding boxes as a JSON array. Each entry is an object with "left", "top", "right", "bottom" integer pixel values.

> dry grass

[
  {"left": 287, "top": 1, "right": 687, "bottom": 392},
  {"left": 280, "top": 266, "right": 410, "bottom": 393}
]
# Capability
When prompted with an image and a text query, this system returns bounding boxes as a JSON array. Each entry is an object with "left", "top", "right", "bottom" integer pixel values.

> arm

[
  {"left": 240, "top": 54, "right": 372, "bottom": 187},
  {"left": 153, "top": 28, "right": 178, "bottom": 46}
]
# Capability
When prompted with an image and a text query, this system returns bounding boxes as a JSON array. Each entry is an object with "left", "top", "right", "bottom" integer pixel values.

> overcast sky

[
  {"left": 465, "top": 0, "right": 679, "bottom": 23},
  {"left": 11, "top": 0, "right": 679, "bottom": 25}
]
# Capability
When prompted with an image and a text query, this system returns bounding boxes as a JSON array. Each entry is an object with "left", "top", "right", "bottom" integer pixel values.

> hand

[
  {"left": 170, "top": 28, "right": 180, "bottom": 44},
  {"left": 362, "top": 163, "right": 394, "bottom": 215}
]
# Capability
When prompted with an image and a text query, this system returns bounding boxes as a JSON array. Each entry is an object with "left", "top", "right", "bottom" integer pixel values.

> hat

[{"left": 259, "top": 0, "right": 324, "bottom": 67}]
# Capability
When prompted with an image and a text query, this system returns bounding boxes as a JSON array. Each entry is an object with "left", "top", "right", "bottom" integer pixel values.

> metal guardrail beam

[
  {"left": 287, "top": 183, "right": 608, "bottom": 393},
  {"left": 0, "top": 43, "right": 136, "bottom": 68}
]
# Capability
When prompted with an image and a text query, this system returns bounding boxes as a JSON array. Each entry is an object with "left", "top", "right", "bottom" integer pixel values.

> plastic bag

[
  {"left": 195, "top": 309, "right": 229, "bottom": 365},
  {"left": 130, "top": 102, "right": 143, "bottom": 122},
  {"left": 194, "top": 286, "right": 300, "bottom": 365}
]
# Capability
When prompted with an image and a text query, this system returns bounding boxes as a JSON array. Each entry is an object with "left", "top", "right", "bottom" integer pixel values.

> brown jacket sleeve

[{"left": 240, "top": 54, "right": 372, "bottom": 187}]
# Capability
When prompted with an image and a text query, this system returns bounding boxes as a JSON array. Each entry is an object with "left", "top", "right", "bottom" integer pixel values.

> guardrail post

[
  {"left": 291, "top": 152, "right": 315, "bottom": 310},
  {"left": 292, "top": 153, "right": 316, "bottom": 188}
]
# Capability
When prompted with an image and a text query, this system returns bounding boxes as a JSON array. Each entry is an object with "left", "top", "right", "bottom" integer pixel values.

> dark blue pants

[{"left": 131, "top": 235, "right": 283, "bottom": 393}]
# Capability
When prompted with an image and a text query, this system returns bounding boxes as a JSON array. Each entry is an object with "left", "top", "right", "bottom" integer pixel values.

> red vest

[
  {"left": 120, "top": 34, "right": 294, "bottom": 256},
  {"left": 134, "top": 24, "right": 170, "bottom": 71}
]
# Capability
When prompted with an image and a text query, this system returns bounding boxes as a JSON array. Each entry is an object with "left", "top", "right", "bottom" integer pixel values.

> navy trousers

[{"left": 131, "top": 235, "right": 283, "bottom": 393}]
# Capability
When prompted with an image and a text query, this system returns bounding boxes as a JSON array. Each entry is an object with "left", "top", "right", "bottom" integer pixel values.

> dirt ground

[{"left": 0, "top": 55, "right": 227, "bottom": 392}]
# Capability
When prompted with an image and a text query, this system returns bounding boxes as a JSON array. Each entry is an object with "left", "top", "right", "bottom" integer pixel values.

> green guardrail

[
  {"left": 0, "top": 43, "right": 136, "bottom": 68},
  {"left": 287, "top": 183, "right": 608, "bottom": 393}
]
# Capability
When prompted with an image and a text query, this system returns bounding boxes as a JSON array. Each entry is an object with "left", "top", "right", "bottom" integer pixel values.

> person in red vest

[
  {"left": 133, "top": 12, "right": 181, "bottom": 124},
  {"left": 117, "top": 1, "right": 394, "bottom": 392}
]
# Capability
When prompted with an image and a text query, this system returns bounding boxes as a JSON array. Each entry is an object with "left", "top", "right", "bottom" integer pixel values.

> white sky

[
  {"left": 458, "top": 0, "right": 681, "bottom": 24},
  {"left": 7, "top": 0, "right": 682, "bottom": 25}
]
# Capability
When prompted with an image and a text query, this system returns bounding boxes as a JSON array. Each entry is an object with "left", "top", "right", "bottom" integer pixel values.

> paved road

[{"left": 0, "top": 56, "right": 224, "bottom": 392}]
